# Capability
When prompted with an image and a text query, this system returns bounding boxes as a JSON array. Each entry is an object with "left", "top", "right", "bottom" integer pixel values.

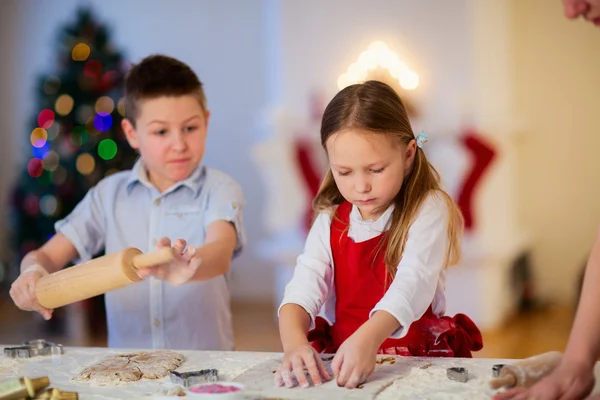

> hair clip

[{"left": 416, "top": 131, "right": 428, "bottom": 148}]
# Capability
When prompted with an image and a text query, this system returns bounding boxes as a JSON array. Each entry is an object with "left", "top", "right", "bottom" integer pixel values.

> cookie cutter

[
  {"left": 4, "top": 339, "right": 64, "bottom": 358},
  {"left": 169, "top": 369, "right": 219, "bottom": 387},
  {"left": 446, "top": 367, "right": 469, "bottom": 383},
  {"left": 492, "top": 364, "right": 505, "bottom": 378}
]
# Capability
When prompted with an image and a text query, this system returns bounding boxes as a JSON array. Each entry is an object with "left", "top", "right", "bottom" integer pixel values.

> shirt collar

[
  {"left": 125, "top": 158, "right": 206, "bottom": 196},
  {"left": 349, "top": 202, "right": 395, "bottom": 229}
]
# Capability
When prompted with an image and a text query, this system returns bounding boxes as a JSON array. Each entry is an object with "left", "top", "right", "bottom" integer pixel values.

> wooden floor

[
  {"left": 0, "top": 295, "right": 574, "bottom": 359},
  {"left": 232, "top": 302, "right": 576, "bottom": 359}
]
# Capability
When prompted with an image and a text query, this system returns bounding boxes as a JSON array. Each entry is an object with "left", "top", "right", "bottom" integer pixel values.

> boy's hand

[
  {"left": 136, "top": 238, "right": 201, "bottom": 285},
  {"left": 331, "top": 330, "right": 379, "bottom": 389},
  {"left": 9, "top": 265, "right": 54, "bottom": 320},
  {"left": 275, "top": 342, "right": 331, "bottom": 388}
]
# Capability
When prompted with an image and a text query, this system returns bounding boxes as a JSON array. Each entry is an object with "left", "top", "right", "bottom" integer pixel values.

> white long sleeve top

[{"left": 279, "top": 192, "right": 451, "bottom": 339}]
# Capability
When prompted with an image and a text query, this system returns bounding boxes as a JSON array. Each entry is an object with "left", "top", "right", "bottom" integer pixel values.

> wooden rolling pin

[
  {"left": 490, "top": 351, "right": 562, "bottom": 389},
  {"left": 35, "top": 247, "right": 176, "bottom": 309}
]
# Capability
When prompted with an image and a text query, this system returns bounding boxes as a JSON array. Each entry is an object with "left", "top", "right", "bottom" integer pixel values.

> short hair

[{"left": 123, "top": 54, "right": 206, "bottom": 124}]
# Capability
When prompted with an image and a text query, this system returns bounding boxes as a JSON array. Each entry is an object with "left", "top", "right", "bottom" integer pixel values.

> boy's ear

[
  {"left": 122, "top": 119, "right": 139, "bottom": 149},
  {"left": 204, "top": 110, "right": 211, "bottom": 129}
]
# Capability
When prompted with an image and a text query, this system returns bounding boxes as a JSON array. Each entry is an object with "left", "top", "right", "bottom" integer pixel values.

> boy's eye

[
  {"left": 155, "top": 129, "right": 167, "bottom": 136},
  {"left": 370, "top": 168, "right": 385, "bottom": 173}
]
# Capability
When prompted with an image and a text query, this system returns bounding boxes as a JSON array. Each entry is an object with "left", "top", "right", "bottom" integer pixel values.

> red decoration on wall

[
  {"left": 456, "top": 130, "right": 496, "bottom": 231},
  {"left": 295, "top": 139, "right": 322, "bottom": 233}
]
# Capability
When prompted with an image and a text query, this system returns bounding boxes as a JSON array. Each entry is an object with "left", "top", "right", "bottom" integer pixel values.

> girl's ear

[{"left": 404, "top": 139, "right": 417, "bottom": 169}]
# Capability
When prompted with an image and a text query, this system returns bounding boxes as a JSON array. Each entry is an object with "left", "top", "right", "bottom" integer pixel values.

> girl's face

[{"left": 326, "top": 128, "right": 416, "bottom": 220}]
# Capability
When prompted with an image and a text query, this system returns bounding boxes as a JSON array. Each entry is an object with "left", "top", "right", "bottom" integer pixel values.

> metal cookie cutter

[
  {"left": 492, "top": 364, "right": 505, "bottom": 378},
  {"left": 169, "top": 369, "right": 219, "bottom": 387},
  {"left": 446, "top": 367, "right": 469, "bottom": 383},
  {"left": 4, "top": 339, "right": 64, "bottom": 358}
]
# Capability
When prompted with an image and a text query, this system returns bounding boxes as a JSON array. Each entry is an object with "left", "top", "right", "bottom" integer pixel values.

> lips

[
  {"left": 168, "top": 158, "right": 190, "bottom": 164},
  {"left": 357, "top": 199, "right": 375, "bottom": 204}
]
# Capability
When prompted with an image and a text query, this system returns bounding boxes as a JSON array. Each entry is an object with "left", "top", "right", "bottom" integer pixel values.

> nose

[
  {"left": 354, "top": 175, "right": 371, "bottom": 194},
  {"left": 172, "top": 131, "right": 187, "bottom": 152}
]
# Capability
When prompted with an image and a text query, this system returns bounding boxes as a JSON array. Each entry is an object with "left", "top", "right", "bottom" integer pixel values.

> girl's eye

[
  {"left": 370, "top": 168, "right": 385, "bottom": 174},
  {"left": 337, "top": 171, "right": 351, "bottom": 177},
  {"left": 184, "top": 126, "right": 198, "bottom": 133}
]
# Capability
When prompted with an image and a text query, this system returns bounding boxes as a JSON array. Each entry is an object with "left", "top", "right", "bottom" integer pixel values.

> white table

[{"left": 1, "top": 345, "right": 599, "bottom": 399}]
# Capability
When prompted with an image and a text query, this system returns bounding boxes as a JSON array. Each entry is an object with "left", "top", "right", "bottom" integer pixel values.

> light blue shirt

[{"left": 55, "top": 159, "right": 246, "bottom": 350}]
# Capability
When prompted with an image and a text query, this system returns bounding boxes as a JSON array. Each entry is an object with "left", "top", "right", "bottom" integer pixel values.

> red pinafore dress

[{"left": 307, "top": 202, "right": 483, "bottom": 357}]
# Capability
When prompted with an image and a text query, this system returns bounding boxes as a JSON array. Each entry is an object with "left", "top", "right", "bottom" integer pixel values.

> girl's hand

[
  {"left": 136, "top": 238, "right": 201, "bottom": 285},
  {"left": 275, "top": 342, "right": 331, "bottom": 388},
  {"left": 331, "top": 330, "right": 379, "bottom": 389}
]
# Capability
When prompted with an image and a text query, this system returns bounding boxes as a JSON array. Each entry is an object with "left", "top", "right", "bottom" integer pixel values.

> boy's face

[{"left": 122, "top": 95, "right": 209, "bottom": 192}]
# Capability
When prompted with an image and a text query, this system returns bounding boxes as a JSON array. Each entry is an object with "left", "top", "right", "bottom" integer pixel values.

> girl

[{"left": 276, "top": 80, "right": 483, "bottom": 390}]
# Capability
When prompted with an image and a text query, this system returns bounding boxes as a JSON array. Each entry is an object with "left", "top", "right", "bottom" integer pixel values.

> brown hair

[
  {"left": 123, "top": 54, "right": 206, "bottom": 124},
  {"left": 313, "top": 80, "right": 463, "bottom": 278}
]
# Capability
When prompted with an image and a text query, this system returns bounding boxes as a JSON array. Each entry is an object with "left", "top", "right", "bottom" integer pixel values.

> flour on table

[
  {"left": 73, "top": 350, "right": 184, "bottom": 386},
  {"left": 0, "top": 357, "right": 20, "bottom": 375},
  {"left": 376, "top": 366, "right": 496, "bottom": 400}
]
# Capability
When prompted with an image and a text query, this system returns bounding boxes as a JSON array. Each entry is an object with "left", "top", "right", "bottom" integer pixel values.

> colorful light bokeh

[
  {"left": 32, "top": 141, "right": 50, "bottom": 159},
  {"left": 85, "top": 117, "right": 100, "bottom": 135},
  {"left": 94, "top": 112, "right": 112, "bottom": 132},
  {"left": 38, "top": 109, "right": 55, "bottom": 129},
  {"left": 95, "top": 96, "right": 114, "bottom": 114},
  {"left": 40, "top": 194, "right": 59, "bottom": 217},
  {"left": 30, "top": 128, "right": 48, "bottom": 148},
  {"left": 76, "top": 153, "right": 96, "bottom": 175},
  {"left": 52, "top": 166, "right": 67, "bottom": 185},
  {"left": 76, "top": 105, "right": 94, "bottom": 125},
  {"left": 72, "top": 43, "right": 91, "bottom": 61},
  {"left": 98, "top": 138, "right": 117, "bottom": 160},
  {"left": 24, "top": 195, "right": 40, "bottom": 216},
  {"left": 70, "top": 125, "right": 88, "bottom": 146},
  {"left": 46, "top": 123, "right": 60, "bottom": 141},
  {"left": 55, "top": 94, "right": 74, "bottom": 116},
  {"left": 43, "top": 151, "right": 59, "bottom": 171},
  {"left": 117, "top": 98, "right": 125, "bottom": 117},
  {"left": 27, "top": 158, "right": 44, "bottom": 178},
  {"left": 83, "top": 59, "right": 102, "bottom": 78}
]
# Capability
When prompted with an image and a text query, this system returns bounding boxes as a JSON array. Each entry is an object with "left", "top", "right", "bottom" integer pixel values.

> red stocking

[
  {"left": 456, "top": 131, "right": 496, "bottom": 231},
  {"left": 295, "top": 139, "right": 322, "bottom": 233}
]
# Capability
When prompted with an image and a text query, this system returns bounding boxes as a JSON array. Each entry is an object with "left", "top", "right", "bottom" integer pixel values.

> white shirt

[
  {"left": 55, "top": 160, "right": 246, "bottom": 350},
  {"left": 279, "top": 192, "right": 450, "bottom": 339}
]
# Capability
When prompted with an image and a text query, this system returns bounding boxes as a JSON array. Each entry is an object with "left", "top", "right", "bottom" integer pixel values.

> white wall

[
  {"left": 0, "top": 0, "right": 20, "bottom": 271},
  {"left": 278, "top": 0, "right": 474, "bottom": 133},
  {"left": 512, "top": 0, "right": 600, "bottom": 303},
  {"left": 0, "top": 0, "right": 273, "bottom": 301}
]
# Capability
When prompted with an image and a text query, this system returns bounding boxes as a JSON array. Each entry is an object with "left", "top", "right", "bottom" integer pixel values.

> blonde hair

[{"left": 313, "top": 80, "right": 463, "bottom": 279}]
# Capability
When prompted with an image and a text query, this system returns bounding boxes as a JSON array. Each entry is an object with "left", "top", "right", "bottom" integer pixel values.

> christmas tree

[{"left": 6, "top": 8, "right": 136, "bottom": 312}]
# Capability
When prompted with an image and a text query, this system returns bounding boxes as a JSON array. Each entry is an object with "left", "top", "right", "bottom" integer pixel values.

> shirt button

[
  {"left": 153, "top": 279, "right": 159, "bottom": 287},
  {"left": 154, "top": 319, "right": 160, "bottom": 328},
  {"left": 152, "top": 238, "right": 157, "bottom": 246},
  {"left": 154, "top": 199, "right": 161, "bottom": 206}
]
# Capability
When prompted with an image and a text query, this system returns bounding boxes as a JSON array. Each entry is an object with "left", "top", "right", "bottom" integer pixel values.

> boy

[{"left": 10, "top": 54, "right": 245, "bottom": 351}]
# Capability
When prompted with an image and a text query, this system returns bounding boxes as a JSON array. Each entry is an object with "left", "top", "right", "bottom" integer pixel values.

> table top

[{"left": 1, "top": 345, "right": 599, "bottom": 399}]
